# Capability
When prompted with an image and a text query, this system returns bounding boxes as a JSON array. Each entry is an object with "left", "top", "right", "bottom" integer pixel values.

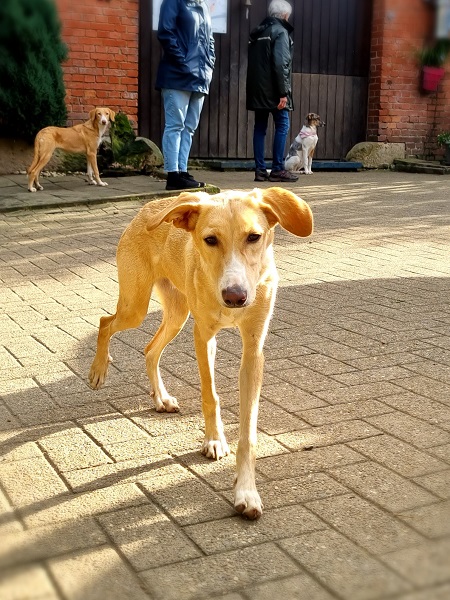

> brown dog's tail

[{"left": 27, "top": 134, "right": 42, "bottom": 174}]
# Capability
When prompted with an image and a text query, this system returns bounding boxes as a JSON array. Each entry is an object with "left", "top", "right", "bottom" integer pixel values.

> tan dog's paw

[
  {"left": 201, "top": 437, "right": 230, "bottom": 460},
  {"left": 153, "top": 393, "right": 179, "bottom": 413},
  {"left": 88, "top": 356, "right": 111, "bottom": 389},
  {"left": 234, "top": 488, "right": 263, "bottom": 520},
  {"left": 98, "top": 181, "right": 108, "bottom": 187}
]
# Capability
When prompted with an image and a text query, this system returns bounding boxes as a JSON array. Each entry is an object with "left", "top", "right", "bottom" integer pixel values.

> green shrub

[{"left": 0, "top": 0, "right": 67, "bottom": 140}]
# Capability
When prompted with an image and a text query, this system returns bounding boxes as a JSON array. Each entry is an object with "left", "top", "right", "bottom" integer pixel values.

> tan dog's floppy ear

[
  {"left": 260, "top": 187, "right": 313, "bottom": 237},
  {"left": 146, "top": 192, "right": 210, "bottom": 232},
  {"left": 89, "top": 109, "right": 96, "bottom": 123},
  {"left": 109, "top": 109, "right": 116, "bottom": 122}
]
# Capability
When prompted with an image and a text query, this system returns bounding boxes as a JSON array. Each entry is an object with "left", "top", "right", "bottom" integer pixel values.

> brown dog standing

[
  {"left": 27, "top": 107, "right": 115, "bottom": 192},
  {"left": 89, "top": 187, "right": 313, "bottom": 519}
]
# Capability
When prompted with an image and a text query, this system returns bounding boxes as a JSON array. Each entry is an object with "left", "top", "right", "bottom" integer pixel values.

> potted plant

[
  {"left": 419, "top": 40, "right": 450, "bottom": 91},
  {"left": 437, "top": 131, "right": 450, "bottom": 166}
]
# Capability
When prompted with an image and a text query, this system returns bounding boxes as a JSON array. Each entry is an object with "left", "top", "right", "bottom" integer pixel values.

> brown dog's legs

[
  {"left": 145, "top": 280, "right": 189, "bottom": 412},
  {"left": 194, "top": 323, "right": 230, "bottom": 460},
  {"left": 87, "top": 151, "right": 107, "bottom": 187},
  {"left": 28, "top": 149, "right": 53, "bottom": 192},
  {"left": 233, "top": 315, "right": 270, "bottom": 519},
  {"left": 89, "top": 281, "right": 152, "bottom": 390}
]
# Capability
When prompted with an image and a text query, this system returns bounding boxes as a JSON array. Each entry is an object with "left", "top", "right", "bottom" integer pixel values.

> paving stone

[
  {"left": 393, "top": 375, "right": 450, "bottom": 403},
  {"left": 40, "top": 430, "right": 112, "bottom": 471},
  {"left": 298, "top": 399, "right": 392, "bottom": 425},
  {"left": 244, "top": 573, "right": 335, "bottom": 600},
  {"left": 381, "top": 537, "right": 450, "bottom": 587},
  {"left": 307, "top": 493, "right": 423, "bottom": 554},
  {"left": 0, "top": 565, "right": 59, "bottom": 600},
  {"left": 330, "top": 460, "right": 437, "bottom": 512},
  {"left": 63, "top": 454, "right": 175, "bottom": 493},
  {"left": 279, "top": 529, "right": 411, "bottom": 599},
  {"left": 348, "top": 434, "right": 448, "bottom": 477},
  {"left": 139, "top": 474, "right": 234, "bottom": 525},
  {"left": 48, "top": 546, "right": 150, "bottom": 600},
  {"left": 256, "top": 444, "right": 364, "bottom": 479},
  {"left": 20, "top": 483, "right": 149, "bottom": 528},
  {"left": 254, "top": 473, "right": 349, "bottom": 510},
  {"left": 398, "top": 499, "right": 450, "bottom": 538},
  {"left": 261, "top": 381, "right": 328, "bottom": 411},
  {"left": 313, "top": 381, "right": 402, "bottom": 404},
  {"left": 0, "top": 455, "right": 69, "bottom": 508},
  {"left": 0, "top": 518, "right": 106, "bottom": 569},
  {"left": 413, "top": 469, "right": 450, "bottom": 498},
  {"left": 391, "top": 583, "right": 450, "bottom": 600},
  {"left": 0, "top": 488, "right": 23, "bottom": 535},
  {"left": 366, "top": 412, "right": 450, "bottom": 448},
  {"left": 140, "top": 543, "right": 299, "bottom": 600},
  {"left": 276, "top": 419, "right": 382, "bottom": 449},
  {"left": 184, "top": 505, "right": 324, "bottom": 553},
  {"left": 97, "top": 504, "right": 201, "bottom": 570},
  {"left": 382, "top": 392, "right": 450, "bottom": 425}
]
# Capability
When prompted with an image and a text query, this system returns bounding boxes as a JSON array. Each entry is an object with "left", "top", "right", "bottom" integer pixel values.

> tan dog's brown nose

[{"left": 222, "top": 286, "right": 247, "bottom": 308}]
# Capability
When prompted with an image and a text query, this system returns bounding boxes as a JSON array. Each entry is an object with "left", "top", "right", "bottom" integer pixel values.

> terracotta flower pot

[{"left": 422, "top": 66, "right": 445, "bottom": 91}]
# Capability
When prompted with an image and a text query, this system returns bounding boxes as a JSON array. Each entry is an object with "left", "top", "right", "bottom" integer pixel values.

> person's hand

[{"left": 277, "top": 97, "right": 287, "bottom": 110}]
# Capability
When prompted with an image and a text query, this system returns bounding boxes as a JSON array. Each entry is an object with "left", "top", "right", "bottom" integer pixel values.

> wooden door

[{"left": 139, "top": 0, "right": 372, "bottom": 160}]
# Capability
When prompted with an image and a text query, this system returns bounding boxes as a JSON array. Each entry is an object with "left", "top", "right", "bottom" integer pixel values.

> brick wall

[
  {"left": 56, "top": 0, "right": 139, "bottom": 127},
  {"left": 368, "top": 0, "right": 450, "bottom": 157}
]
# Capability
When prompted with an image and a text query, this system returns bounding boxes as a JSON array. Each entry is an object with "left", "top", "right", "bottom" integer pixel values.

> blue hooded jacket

[{"left": 155, "top": 0, "right": 215, "bottom": 94}]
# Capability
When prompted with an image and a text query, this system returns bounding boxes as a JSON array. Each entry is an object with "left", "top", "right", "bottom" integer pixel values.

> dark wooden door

[{"left": 139, "top": 0, "right": 372, "bottom": 160}]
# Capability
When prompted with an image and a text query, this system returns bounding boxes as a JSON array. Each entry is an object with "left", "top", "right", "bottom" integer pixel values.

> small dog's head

[
  {"left": 305, "top": 113, "right": 325, "bottom": 128},
  {"left": 89, "top": 107, "right": 116, "bottom": 126},
  {"left": 146, "top": 188, "right": 313, "bottom": 309}
]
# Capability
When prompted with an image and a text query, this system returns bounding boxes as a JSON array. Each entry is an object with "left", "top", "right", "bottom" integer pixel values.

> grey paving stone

[
  {"left": 184, "top": 505, "right": 325, "bottom": 554},
  {"left": 279, "top": 529, "right": 412, "bottom": 599},
  {"left": 348, "top": 434, "right": 448, "bottom": 477},
  {"left": 306, "top": 493, "right": 423, "bottom": 554},
  {"left": 256, "top": 446, "right": 364, "bottom": 485},
  {"left": 276, "top": 419, "right": 382, "bottom": 449},
  {"left": 97, "top": 504, "right": 201, "bottom": 570},
  {"left": 366, "top": 412, "right": 450, "bottom": 448},
  {"left": 398, "top": 499, "right": 450, "bottom": 538},
  {"left": 0, "top": 518, "right": 106, "bottom": 569},
  {"left": 298, "top": 399, "right": 392, "bottom": 426},
  {"left": 380, "top": 537, "right": 450, "bottom": 587},
  {"left": 244, "top": 573, "right": 335, "bottom": 600},
  {"left": 0, "top": 565, "right": 60, "bottom": 600},
  {"left": 140, "top": 543, "right": 299, "bottom": 600},
  {"left": 413, "top": 469, "right": 450, "bottom": 498},
  {"left": 48, "top": 546, "right": 150, "bottom": 600},
  {"left": 330, "top": 460, "right": 437, "bottom": 512}
]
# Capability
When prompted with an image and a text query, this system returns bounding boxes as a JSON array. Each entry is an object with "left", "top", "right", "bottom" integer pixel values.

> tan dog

[
  {"left": 27, "top": 107, "right": 115, "bottom": 192},
  {"left": 89, "top": 187, "right": 313, "bottom": 519}
]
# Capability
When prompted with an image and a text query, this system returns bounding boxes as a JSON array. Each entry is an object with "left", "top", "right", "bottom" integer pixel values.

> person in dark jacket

[
  {"left": 156, "top": 0, "right": 215, "bottom": 190},
  {"left": 246, "top": 0, "right": 298, "bottom": 183}
]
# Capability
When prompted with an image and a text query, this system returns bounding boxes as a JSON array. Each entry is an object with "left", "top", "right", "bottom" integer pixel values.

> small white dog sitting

[{"left": 285, "top": 113, "right": 325, "bottom": 174}]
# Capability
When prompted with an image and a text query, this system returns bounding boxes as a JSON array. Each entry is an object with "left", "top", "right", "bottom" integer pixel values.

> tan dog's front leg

[
  {"left": 194, "top": 324, "right": 230, "bottom": 460},
  {"left": 87, "top": 152, "right": 107, "bottom": 187}
]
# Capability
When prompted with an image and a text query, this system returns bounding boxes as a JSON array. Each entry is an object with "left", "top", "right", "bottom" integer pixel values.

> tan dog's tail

[{"left": 27, "top": 133, "right": 43, "bottom": 174}]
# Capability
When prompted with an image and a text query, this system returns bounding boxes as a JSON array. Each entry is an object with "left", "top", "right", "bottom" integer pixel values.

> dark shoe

[
  {"left": 268, "top": 170, "right": 299, "bottom": 183},
  {"left": 166, "top": 171, "right": 203, "bottom": 191},
  {"left": 180, "top": 171, "right": 205, "bottom": 187},
  {"left": 254, "top": 169, "right": 269, "bottom": 182}
]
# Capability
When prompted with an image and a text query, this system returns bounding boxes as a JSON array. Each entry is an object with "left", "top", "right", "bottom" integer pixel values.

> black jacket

[{"left": 246, "top": 17, "right": 294, "bottom": 111}]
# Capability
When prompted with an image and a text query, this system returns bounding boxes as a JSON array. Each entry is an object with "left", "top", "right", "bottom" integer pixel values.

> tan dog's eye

[
  {"left": 204, "top": 236, "right": 218, "bottom": 246},
  {"left": 247, "top": 233, "right": 261, "bottom": 243}
]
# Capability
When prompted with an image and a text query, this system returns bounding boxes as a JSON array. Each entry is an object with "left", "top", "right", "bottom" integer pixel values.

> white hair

[{"left": 268, "top": 0, "right": 292, "bottom": 19}]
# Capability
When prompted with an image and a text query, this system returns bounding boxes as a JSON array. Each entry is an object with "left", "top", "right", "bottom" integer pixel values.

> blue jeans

[
  {"left": 253, "top": 109, "right": 290, "bottom": 172},
  {"left": 161, "top": 89, "right": 206, "bottom": 172}
]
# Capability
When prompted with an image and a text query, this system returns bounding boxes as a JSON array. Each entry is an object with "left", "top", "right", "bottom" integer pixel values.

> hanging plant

[{"left": 419, "top": 40, "right": 450, "bottom": 92}]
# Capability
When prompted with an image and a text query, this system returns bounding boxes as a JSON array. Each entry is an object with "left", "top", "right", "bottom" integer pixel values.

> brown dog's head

[
  {"left": 305, "top": 113, "right": 325, "bottom": 127},
  {"left": 146, "top": 188, "right": 313, "bottom": 309},
  {"left": 89, "top": 107, "right": 116, "bottom": 126}
]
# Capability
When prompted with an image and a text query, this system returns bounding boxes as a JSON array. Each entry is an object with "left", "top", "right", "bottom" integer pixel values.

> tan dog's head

[
  {"left": 305, "top": 113, "right": 325, "bottom": 128},
  {"left": 147, "top": 188, "right": 313, "bottom": 309},
  {"left": 89, "top": 107, "right": 116, "bottom": 126}
]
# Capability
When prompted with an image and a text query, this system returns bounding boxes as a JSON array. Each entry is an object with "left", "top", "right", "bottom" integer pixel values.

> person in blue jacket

[{"left": 156, "top": 0, "right": 215, "bottom": 191}]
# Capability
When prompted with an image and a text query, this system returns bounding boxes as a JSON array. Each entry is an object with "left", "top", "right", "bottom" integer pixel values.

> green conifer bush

[{"left": 0, "top": 0, "right": 67, "bottom": 139}]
